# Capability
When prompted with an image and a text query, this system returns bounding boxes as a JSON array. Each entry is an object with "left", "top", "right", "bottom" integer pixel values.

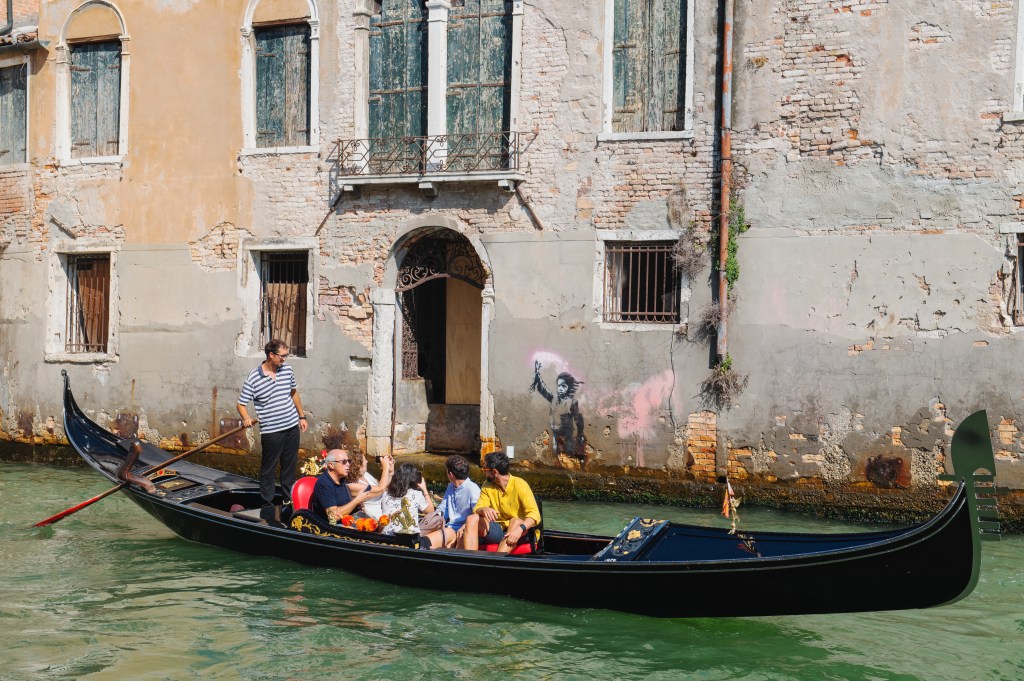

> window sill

[
  {"left": 45, "top": 352, "right": 118, "bottom": 364},
  {"left": 1003, "top": 111, "right": 1024, "bottom": 123},
  {"left": 0, "top": 161, "right": 31, "bottom": 172},
  {"left": 597, "top": 130, "right": 694, "bottom": 143},
  {"left": 59, "top": 155, "right": 124, "bottom": 167},
  {"left": 596, "top": 321, "right": 682, "bottom": 332},
  {"left": 240, "top": 145, "right": 319, "bottom": 157}
]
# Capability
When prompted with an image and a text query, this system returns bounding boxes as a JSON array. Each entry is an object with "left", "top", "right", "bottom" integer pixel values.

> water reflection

[{"left": 2, "top": 463, "right": 1022, "bottom": 681}]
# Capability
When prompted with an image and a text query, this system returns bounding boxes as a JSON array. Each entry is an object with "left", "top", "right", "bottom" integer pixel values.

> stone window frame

[
  {"left": 45, "top": 240, "right": 121, "bottom": 363},
  {"left": 237, "top": 238, "right": 318, "bottom": 359},
  {"left": 240, "top": 0, "right": 321, "bottom": 156},
  {"left": 1000, "top": 222, "right": 1024, "bottom": 325},
  {"left": 1010, "top": 1, "right": 1024, "bottom": 121},
  {"left": 592, "top": 229, "right": 690, "bottom": 330},
  {"left": 598, "top": 0, "right": 696, "bottom": 142},
  {"left": 53, "top": 1, "right": 131, "bottom": 165},
  {"left": 0, "top": 53, "right": 31, "bottom": 168}
]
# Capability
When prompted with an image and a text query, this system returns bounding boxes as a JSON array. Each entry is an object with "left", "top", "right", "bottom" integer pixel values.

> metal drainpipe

[
  {"left": 2, "top": 0, "right": 14, "bottom": 36},
  {"left": 716, "top": 0, "right": 736, "bottom": 363}
]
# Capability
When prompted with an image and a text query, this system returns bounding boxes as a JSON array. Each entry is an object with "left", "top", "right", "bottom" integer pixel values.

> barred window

[
  {"left": 604, "top": 241, "right": 680, "bottom": 323},
  {"left": 66, "top": 254, "right": 111, "bottom": 353},
  {"left": 261, "top": 251, "right": 308, "bottom": 356}
]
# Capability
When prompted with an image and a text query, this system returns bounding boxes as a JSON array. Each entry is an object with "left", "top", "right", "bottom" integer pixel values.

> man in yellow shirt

[{"left": 463, "top": 451, "right": 541, "bottom": 553}]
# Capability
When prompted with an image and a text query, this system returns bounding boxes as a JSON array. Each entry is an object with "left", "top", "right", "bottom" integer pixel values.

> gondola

[{"left": 57, "top": 372, "right": 1000, "bottom": 618}]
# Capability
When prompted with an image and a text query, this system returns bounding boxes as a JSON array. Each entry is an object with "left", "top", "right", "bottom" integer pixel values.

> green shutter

[
  {"left": 612, "top": 0, "right": 686, "bottom": 133},
  {"left": 0, "top": 64, "right": 27, "bottom": 166},
  {"left": 447, "top": 0, "right": 511, "bottom": 136},
  {"left": 255, "top": 24, "right": 311, "bottom": 148},
  {"left": 70, "top": 41, "right": 121, "bottom": 158},
  {"left": 447, "top": 0, "right": 512, "bottom": 170},
  {"left": 370, "top": 0, "right": 427, "bottom": 141}
]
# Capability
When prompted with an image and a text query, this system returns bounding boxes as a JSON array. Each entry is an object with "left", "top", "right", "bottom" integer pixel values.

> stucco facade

[{"left": 2, "top": 0, "right": 1024, "bottom": 510}]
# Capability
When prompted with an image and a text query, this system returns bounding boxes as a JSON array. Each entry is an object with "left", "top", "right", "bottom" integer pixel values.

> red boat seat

[
  {"left": 291, "top": 476, "right": 318, "bottom": 512},
  {"left": 481, "top": 540, "right": 535, "bottom": 555}
]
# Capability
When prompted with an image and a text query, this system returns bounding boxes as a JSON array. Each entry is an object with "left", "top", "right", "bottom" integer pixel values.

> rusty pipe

[{"left": 716, "top": 0, "right": 736, "bottom": 362}]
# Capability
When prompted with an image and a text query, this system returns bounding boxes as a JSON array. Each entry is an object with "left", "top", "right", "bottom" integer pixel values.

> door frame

[{"left": 367, "top": 218, "right": 496, "bottom": 459}]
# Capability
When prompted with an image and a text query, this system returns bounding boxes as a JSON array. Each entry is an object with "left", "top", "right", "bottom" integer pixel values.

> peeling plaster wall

[{"left": 2, "top": 0, "right": 1024, "bottom": 499}]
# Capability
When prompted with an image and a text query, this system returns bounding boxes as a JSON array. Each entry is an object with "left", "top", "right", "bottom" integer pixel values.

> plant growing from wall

[
  {"left": 723, "top": 197, "right": 749, "bottom": 291},
  {"left": 701, "top": 354, "right": 748, "bottom": 409},
  {"left": 702, "top": 190, "right": 750, "bottom": 409}
]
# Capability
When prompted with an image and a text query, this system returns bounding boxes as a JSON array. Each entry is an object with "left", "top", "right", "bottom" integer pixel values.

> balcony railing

[{"left": 335, "top": 131, "right": 522, "bottom": 177}]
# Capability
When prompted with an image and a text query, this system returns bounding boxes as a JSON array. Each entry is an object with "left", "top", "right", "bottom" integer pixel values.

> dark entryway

[{"left": 395, "top": 231, "right": 484, "bottom": 453}]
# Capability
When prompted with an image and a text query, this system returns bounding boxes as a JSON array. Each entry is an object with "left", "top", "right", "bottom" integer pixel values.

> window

[
  {"left": 446, "top": 1, "right": 513, "bottom": 169},
  {"left": 69, "top": 40, "right": 121, "bottom": 159},
  {"left": 370, "top": 1, "right": 427, "bottom": 140},
  {"left": 254, "top": 24, "right": 311, "bottom": 147},
  {"left": 603, "top": 241, "right": 680, "bottom": 323},
  {"left": 607, "top": 0, "right": 692, "bottom": 135},
  {"left": 66, "top": 254, "right": 111, "bottom": 353},
  {"left": 260, "top": 251, "right": 309, "bottom": 355},
  {"left": 0, "top": 62, "right": 27, "bottom": 166}
]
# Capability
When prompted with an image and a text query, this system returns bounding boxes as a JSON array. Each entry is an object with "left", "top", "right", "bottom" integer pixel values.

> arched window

[
  {"left": 241, "top": 0, "right": 320, "bottom": 151},
  {"left": 56, "top": 1, "right": 130, "bottom": 161}
]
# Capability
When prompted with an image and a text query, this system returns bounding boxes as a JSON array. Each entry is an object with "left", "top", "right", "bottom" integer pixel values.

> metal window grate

[
  {"left": 604, "top": 241, "right": 680, "bottom": 323},
  {"left": 66, "top": 254, "right": 110, "bottom": 353},
  {"left": 261, "top": 252, "right": 308, "bottom": 356}
]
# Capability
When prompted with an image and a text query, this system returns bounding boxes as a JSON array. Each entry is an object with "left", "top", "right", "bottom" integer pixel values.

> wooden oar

[{"left": 33, "top": 420, "right": 257, "bottom": 528}]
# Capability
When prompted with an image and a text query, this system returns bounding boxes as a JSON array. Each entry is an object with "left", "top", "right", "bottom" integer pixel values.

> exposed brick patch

[
  {"left": 955, "top": 0, "right": 1013, "bottom": 18},
  {"left": 909, "top": 22, "right": 951, "bottom": 47},
  {"left": 317, "top": 278, "right": 373, "bottom": 348},
  {"left": 189, "top": 223, "right": 252, "bottom": 271},
  {"left": 686, "top": 410, "right": 717, "bottom": 483}
]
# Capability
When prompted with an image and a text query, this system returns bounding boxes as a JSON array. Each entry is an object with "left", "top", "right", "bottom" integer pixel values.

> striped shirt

[{"left": 238, "top": 363, "right": 300, "bottom": 434}]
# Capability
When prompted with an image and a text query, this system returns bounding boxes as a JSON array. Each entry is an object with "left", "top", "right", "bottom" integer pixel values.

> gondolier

[{"left": 237, "top": 339, "right": 307, "bottom": 517}]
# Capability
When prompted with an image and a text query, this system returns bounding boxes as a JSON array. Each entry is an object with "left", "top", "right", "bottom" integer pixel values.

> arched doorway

[{"left": 394, "top": 230, "right": 485, "bottom": 453}]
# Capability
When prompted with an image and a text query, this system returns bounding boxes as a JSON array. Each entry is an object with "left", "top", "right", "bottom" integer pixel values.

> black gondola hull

[{"left": 59, "top": 373, "right": 993, "bottom": 618}]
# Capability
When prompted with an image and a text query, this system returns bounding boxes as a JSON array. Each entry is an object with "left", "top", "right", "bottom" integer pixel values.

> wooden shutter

[
  {"left": 255, "top": 24, "right": 311, "bottom": 148},
  {"left": 612, "top": 0, "right": 686, "bottom": 133},
  {"left": 67, "top": 255, "right": 110, "bottom": 353},
  {"left": 369, "top": 0, "right": 428, "bottom": 141},
  {"left": 70, "top": 41, "right": 121, "bottom": 158},
  {"left": 0, "top": 64, "right": 27, "bottom": 166},
  {"left": 261, "top": 252, "right": 308, "bottom": 356},
  {"left": 447, "top": 0, "right": 512, "bottom": 135}
]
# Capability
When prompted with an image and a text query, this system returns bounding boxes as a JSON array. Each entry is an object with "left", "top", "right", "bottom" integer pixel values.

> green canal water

[{"left": 1, "top": 462, "right": 1021, "bottom": 681}]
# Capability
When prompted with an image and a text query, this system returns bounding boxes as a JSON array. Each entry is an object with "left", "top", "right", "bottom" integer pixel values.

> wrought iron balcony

[{"left": 332, "top": 132, "right": 523, "bottom": 191}]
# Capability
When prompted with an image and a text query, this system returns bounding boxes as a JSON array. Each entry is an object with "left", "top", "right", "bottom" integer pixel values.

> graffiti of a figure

[{"left": 530, "top": 360, "right": 588, "bottom": 469}]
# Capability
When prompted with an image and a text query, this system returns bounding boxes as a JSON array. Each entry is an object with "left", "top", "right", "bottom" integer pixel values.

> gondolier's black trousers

[{"left": 260, "top": 425, "right": 300, "bottom": 507}]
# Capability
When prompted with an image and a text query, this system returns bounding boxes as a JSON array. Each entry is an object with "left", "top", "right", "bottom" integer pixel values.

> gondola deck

[{"left": 58, "top": 372, "right": 999, "bottom": 618}]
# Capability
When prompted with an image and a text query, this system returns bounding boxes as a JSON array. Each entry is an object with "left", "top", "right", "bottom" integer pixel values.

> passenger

[
  {"left": 345, "top": 450, "right": 394, "bottom": 518},
  {"left": 309, "top": 449, "right": 371, "bottom": 524},
  {"left": 378, "top": 462, "right": 435, "bottom": 536},
  {"left": 424, "top": 455, "right": 480, "bottom": 549},
  {"left": 462, "top": 451, "right": 540, "bottom": 553}
]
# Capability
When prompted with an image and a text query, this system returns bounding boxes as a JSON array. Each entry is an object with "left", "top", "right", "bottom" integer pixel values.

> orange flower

[
  {"left": 340, "top": 515, "right": 355, "bottom": 527},
  {"left": 364, "top": 518, "right": 378, "bottom": 532},
  {"left": 378, "top": 514, "right": 390, "bottom": 528}
]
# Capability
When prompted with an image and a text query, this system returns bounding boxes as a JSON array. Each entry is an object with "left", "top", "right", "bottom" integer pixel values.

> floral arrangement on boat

[{"left": 299, "top": 449, "right": 329, "bottom": 476}]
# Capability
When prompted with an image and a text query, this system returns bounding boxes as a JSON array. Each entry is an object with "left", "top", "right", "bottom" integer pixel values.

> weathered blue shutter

[
  {"left": 70, "top": 41, "right": 121, "bottom": 158},
  {"left": 255, "top": 24, "right": 311, "bottom": 148},
  {"left": 447, "top": 0, "right": 511, "bottom": 135},
  {"left": 0, "top": 64, "right": 27, "bottom": 166},
  {"left": 661, "top": 0, "right": 686, "bottom": 131},
  {"left": 370, "top": 1, "right": 427, "bottom": 142},
  {"left": 612, "top": 0, "right": 644, "bottom": 133},
  {"left": 612, "top": 0, "right": 686, "bottom": 133}
]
